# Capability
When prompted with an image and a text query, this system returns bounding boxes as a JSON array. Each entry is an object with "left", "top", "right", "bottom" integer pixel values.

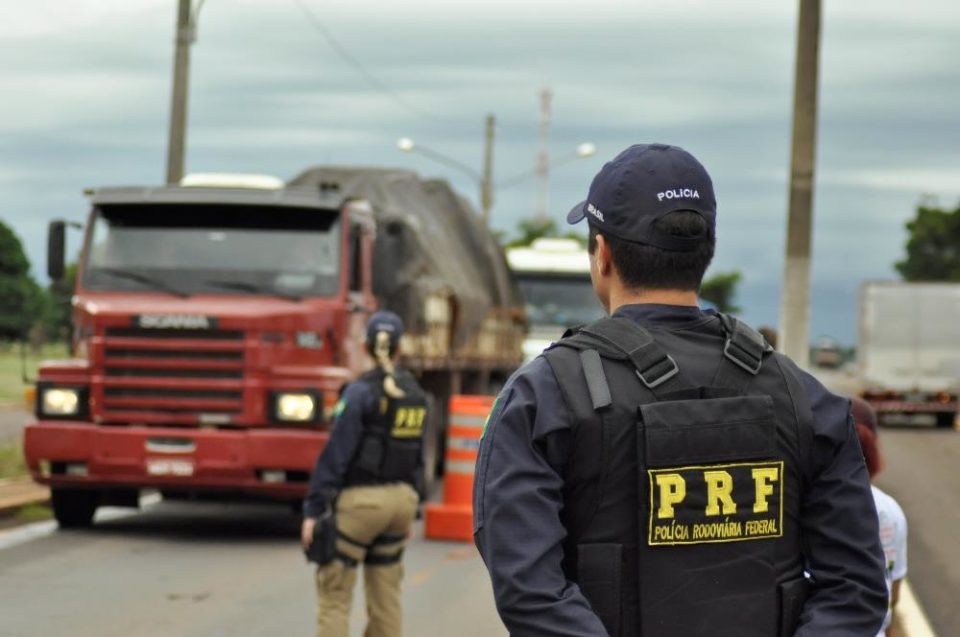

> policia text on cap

[
  {"left": 473, "top": 144, "right": 888, "bottom": 637},
  {"left": 302, "top": 311, "right": 428, "bottom": 637}
]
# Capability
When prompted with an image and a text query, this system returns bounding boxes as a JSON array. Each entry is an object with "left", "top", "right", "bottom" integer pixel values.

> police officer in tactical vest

[
  {"left": 302, "top": 311, "right": 427, "bottom": 637},
  {"left": 473, "top": 144, "right": 888, "bottom": 637}
]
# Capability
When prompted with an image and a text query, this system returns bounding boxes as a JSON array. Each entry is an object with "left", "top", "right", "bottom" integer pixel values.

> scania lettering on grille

[
  {"left": 648, "top": 460, "right": 784, "bottom": 546},
  {"left": 136, "top": 314, "right": 215, "bottom": 329}
]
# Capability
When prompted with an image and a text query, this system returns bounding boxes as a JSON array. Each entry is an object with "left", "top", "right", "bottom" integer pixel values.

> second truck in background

[{"left": 859, "top": 281, "right": 960, "bottom": 427}]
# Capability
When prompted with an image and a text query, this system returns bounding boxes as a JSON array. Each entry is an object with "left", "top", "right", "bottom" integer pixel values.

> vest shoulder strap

[
  {"left": 710, "top": 313, "right": 773, "bottom": 392},
  {"left": 543, "top": 345, "right": 603, "bottom": 419},
  {"left": 579, "top": 349, "right": 613, "bottom": 410},
  {"left": 578, "top": 317, "right": 693, "bottom": 397}
]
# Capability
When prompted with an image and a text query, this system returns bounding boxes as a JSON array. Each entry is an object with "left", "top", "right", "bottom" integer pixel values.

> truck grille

[{"left": 99, "top": 327, "right": 246, "bottom": 424}]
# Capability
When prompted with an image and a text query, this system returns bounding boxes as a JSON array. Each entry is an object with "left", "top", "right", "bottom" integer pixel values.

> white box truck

[{"left": 859, "top": 281, "right": 960, "bottom": 427}]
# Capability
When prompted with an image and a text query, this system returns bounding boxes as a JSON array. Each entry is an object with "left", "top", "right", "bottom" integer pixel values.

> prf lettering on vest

[
  {"left": 655, "top": 473, "right": 686, "bottom": 519},
  {"left": 391, "top": 407, "right": 427, "bottom": 438},
  {"left": 648, "top": 461, "right": 784, "bottom": 546},
  {"left": 752, "top": 466, "right": 778, "bottom": 513}
]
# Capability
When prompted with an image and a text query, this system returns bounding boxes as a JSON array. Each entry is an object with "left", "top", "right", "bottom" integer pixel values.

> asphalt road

[
  {"left": 2, "top": 395, "right": 957, "bottom": 636},
  {"left": 811, "top": 366, "right": 957, "bottom": 636},
  {"left": 0, "top": 500, "right": 505, "bottom": 637},
  {"left": 875, "top": 426, "right": 960, "bottom": 637}
]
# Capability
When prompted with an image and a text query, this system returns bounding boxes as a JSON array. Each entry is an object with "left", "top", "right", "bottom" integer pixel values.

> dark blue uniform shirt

[
  {"left": 474, "top": 304, "right": 888, "bottom": 637},
  {"left": 303, "top": 381, "right": 378, "bottom": 518}
]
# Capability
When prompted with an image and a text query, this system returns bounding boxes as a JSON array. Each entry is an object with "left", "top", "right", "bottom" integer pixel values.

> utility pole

[
  {"left": 480, "top": 114, "right": 495, "bottom": 223},
  {"left": 535, "top": 89, "right": 552, "bottom": 221},
  {"left": 165, "top": 0, "right": 195, "bottom": 184},
  {"left": 778, "top": 0, "right": 822, "bottom": 368}
]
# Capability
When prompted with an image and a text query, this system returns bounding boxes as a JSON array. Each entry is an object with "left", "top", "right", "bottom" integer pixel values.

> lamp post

[
  {"left": 166, "top": 0, "right": 207, "bottom": 185},
  {"left": 397, "top": 131, "right": 595, "bottom": 223},
  {"left": 779, "top": 0, "right": 822, "bottom": 367},
  {"left": 398, "top": 115, "right": 497, "bottom": 221}
]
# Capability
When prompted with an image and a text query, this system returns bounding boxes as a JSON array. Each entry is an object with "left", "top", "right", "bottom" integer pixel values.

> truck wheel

[
  {"left": 51, "top": 488, "right": 99, "bottom": 528},
  {"left": 936, "top": 412, "right": 956, "bottom": 429}
]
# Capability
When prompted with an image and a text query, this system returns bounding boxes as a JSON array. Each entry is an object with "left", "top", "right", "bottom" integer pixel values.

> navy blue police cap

[
  {"left": 566, "top": 143, "right": 716, "bottom": 251},
  {"left": 366, "top": 311, "right": 404, "bottom": 350}
]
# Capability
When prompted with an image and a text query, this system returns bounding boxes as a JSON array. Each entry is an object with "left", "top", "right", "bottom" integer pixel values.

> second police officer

[
  {"left": 302, "top": 311, "right": 427, "bottom": 637},
  {"left": 473, "top": 144, "right": 888, "bottom": 637}
]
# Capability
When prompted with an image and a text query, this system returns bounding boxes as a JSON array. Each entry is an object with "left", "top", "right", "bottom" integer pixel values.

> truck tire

[
  {"left": 51, "top": 488, "right": 99, "bottom": 528},
  {"left": 936, "top": 412, "right": 956, "bottom": 429}
]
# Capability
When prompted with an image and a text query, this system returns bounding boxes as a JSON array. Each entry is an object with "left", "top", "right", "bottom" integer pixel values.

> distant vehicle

[
  {"left": 812, "top": 336, "right": 844, "bottom": 369},
  {"left": 25, "top": 168, "right": 525, "bottom": 527},
  {"left": 506, "top": 237, "right": 605, "bottom": 362},
  {"left": 859, "top": 281, "right": 960, "bottom": 427}
]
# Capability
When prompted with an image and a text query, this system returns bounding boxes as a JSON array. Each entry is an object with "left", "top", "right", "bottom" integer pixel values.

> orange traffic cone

[{"left": 424, "top": 395, "right": 494, "bottom": 542}]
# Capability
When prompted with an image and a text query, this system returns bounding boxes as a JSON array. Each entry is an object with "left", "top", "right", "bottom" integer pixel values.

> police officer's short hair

[{"left": 587, "top": 210, "right": 715, "bottom": 291}]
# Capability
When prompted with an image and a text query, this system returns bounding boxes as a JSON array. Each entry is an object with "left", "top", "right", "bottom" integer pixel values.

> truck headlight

[
  {"left": 274, "top": 392, "right": 317, "bottom": 422},
  {"left": 40, "top": 387, "right": 81, "bottom": 416}
]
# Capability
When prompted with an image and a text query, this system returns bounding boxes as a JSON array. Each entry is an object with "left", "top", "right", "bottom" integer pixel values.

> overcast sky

[{"left": 2, "top": 0, "right": 959, "bottom": 343}]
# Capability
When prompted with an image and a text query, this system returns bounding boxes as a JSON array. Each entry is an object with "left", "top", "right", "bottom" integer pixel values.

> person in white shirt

[{"left": 852, "top": 397, "right": 908, "bottom": 637}]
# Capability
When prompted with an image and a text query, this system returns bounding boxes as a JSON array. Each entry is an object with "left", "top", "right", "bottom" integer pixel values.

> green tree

[
  {"left": 700, "top": 270, "right": 742, "bottom": 314},
  {"left": 895, "top": 202, "right": 960, "bottom": 281},
  {"left": 0, "top": 220, "right": 45, "bottom": 340}
]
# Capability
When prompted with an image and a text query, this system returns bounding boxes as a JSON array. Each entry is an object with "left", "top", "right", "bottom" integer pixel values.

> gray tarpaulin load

[{"left": 288, "top": 167, "right": 524, "bottom": 350}]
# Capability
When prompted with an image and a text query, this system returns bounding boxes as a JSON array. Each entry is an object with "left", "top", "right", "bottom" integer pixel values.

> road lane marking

[{"left": 901, "top": 579, "right": 937, "bottom": 637}]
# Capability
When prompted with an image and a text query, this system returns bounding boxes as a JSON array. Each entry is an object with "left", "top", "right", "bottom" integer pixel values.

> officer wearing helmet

[
  {"left": 302, "top": 311, "right": 427, "bottom": 637},
  {"left": 473, "top": 144, "right": 888, "bottom": 636}
]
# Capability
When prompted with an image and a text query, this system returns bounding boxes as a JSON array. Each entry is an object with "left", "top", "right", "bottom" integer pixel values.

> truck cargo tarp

[{"left": 288, "top": 167, "right": 523, "bottom": 348}]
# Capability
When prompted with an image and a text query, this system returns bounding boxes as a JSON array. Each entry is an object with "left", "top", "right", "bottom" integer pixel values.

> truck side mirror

[{"left": 48, "top": 220, "right": 66, "bottom": 281}]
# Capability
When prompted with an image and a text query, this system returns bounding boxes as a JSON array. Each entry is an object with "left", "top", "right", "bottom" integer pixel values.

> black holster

[{"left": 304, "top": 510, "right": 337, "bottom": 565}]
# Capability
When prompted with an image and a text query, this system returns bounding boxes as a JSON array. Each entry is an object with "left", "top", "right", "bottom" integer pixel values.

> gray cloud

[{"left": 2, "top": 0, "right": 958, "bottom": 344}]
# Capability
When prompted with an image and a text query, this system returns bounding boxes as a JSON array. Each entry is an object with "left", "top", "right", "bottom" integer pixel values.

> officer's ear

[{"left": 593, "top": 233, "right": 614, "bottom": 278}]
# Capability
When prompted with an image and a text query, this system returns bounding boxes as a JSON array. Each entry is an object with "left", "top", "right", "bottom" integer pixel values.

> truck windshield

[
  {"left": 517, "top": 273, "right": 604, "bottom": 328},
  {"left": 82, "top": 203, "right": 341, "bottom": 298}
]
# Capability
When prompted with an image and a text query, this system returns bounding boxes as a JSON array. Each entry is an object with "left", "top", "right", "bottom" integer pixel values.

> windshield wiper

[
  {"left": 95, "top": 268, "right": 190, "bottom": 298},
  {"left": 203, "top": 280, "right": 303, "bottom": 302}
]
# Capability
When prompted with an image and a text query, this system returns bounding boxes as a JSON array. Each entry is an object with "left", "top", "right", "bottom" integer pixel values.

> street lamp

[
  {"left": 396, "top": 138, "right": 482, "bottom": 185},
  {"left": 397, "top": 134, "right": 595, "bottom": 222}
]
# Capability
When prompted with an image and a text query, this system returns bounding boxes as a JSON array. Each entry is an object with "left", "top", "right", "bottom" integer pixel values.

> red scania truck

[{"left": 24, "top": 168, "right": 524, "bottom": 527}]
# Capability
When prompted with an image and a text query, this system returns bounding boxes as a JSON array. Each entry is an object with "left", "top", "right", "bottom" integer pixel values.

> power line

[{"left": 291, "top": 0, "right": 437, "bottom": 120}]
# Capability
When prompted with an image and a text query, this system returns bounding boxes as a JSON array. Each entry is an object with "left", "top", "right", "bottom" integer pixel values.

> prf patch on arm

[{"left": 648, "top": 460, "right": 784, "bottom": 546}]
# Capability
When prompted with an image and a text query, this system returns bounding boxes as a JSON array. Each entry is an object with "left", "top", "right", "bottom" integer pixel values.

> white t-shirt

[{"left": 872, "top": 485, "right": 908, "bottom": 637}]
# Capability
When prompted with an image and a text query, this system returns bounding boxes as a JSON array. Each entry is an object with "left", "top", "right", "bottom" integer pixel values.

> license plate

[{"left": 146, "top": 458, "right": 195, "bottom": 477}]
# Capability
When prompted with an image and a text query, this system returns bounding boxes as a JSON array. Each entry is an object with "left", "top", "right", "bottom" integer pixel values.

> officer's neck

[{"left": 607, "top": 286, "right": 699, "bottom": 314}]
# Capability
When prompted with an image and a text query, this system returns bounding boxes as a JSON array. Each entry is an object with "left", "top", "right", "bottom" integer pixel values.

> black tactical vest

[
  {"left": 543, "top": 315, "right": 813, "bottom": 637},
  {"left": 344, "top": 368, "right": 428, "bottom": 487}
]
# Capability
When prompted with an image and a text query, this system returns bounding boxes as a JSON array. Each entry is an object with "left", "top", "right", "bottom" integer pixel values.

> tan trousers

[{"left": 315, "top": 482, "right": 419, "bottom": 637}]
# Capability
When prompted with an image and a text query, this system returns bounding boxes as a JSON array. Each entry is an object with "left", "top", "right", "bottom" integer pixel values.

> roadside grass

[
  {"left": 0, "top": 342, "right": 69, "bottom": 405},
  {"left": 14, "top": 503, "right": 52, "bottom": 523},
  {"left": 0, "top": 438, "right": 28, "bottom": 480}
]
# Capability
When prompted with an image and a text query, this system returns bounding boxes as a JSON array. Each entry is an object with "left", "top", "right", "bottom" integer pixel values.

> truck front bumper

[{"left": 23, "top": 421, "right": 327, "bottom": 500}]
